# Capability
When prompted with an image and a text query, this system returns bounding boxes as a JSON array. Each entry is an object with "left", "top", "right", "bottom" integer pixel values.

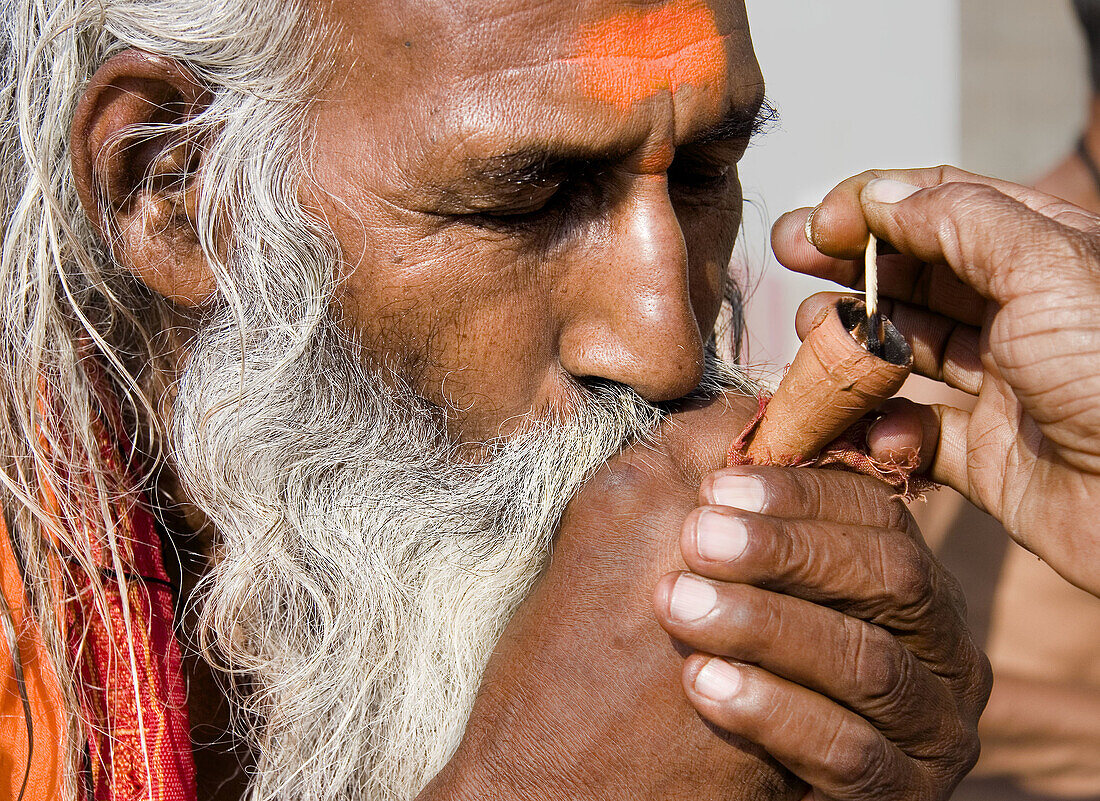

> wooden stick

[
  {"left": 865, "top": 234, "right": 884, "bottom": 357},
  {"left": 865, "top": 234, "right": 878, "bottom": 317}
]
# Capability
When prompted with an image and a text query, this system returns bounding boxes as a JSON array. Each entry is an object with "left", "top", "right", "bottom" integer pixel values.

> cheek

[{"left": 334, "top": 213, "right": 563, "bottom": 429}]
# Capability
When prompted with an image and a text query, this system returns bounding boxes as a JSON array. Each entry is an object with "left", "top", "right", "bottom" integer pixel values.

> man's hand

[
  {"left": 653, "top": 465, "right": 990, "bottom": 801},
  {"left": 425, "top": 396, "right": 990, "bottom": 801},
  {"left": 772, "top": 166, "right": 1100, "bottom": 594}
]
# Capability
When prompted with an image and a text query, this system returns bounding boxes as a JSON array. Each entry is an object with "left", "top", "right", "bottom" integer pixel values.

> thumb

[
  {"left": 859, "top": 178, "right": 1089, "bottom": 307},
  {"left": 867, "top": 397, "right": 986, "bottom": 514}
]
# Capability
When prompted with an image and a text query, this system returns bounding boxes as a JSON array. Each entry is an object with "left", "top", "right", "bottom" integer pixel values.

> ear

[{"left": 71, "top": 49, "right": 216, "bottom": 305}]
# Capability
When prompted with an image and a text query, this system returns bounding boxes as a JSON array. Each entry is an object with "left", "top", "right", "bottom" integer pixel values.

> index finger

[
  {"left": 802, "top": 165, "right": 1092, "bottom": 260},
  {"left": 776, "top": 166, "right": 1100, "bottom": 310},
  {"left": 860, "top": 180, "right": 1095, "bottom": 307},
  {"left": 699, "top": 465, "right": 916, "bottom": 532}
]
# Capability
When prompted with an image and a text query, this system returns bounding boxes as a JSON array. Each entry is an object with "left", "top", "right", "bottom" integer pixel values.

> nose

[{"left": 558, "top": 174, "right": 706, "bottom": 402}]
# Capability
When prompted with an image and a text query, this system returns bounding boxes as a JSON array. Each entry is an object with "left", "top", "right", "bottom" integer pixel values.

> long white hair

[
  {"left": 0, "top": 2, "right": 332, "bottom": 797},
  {"left": 0, "top": 3, "right": 753, "bottom": 799}
]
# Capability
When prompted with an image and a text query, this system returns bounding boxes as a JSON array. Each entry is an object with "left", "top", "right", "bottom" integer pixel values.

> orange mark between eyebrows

[{"left": 573, "top": 0, "right": 727, "bottom": 110}]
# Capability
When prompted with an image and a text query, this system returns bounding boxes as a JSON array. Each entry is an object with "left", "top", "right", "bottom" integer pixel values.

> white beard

[{"left": 170, "top": 313, "right": 673, "bottom": 801}]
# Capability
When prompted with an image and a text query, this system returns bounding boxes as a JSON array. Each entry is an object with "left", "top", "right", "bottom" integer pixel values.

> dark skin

[
  {"left": 68, "top": 1, "right": 989, "bottom": 799},
  {"left": 425, "top": 398, "right": 989, "bottom": 801},
  {"left": 307, "top": 0, "right": 760, "bottom": 440},
  {"left": 774, "top": 167, "right": 1100, "bottom": 594}
]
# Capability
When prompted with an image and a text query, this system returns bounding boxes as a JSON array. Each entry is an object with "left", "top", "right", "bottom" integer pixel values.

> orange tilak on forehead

[{"left": 572, "top": 0, "right": 727, "bottom": 110}]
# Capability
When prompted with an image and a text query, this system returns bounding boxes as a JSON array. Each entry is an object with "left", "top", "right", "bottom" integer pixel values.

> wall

[
  {"left": 960, "top": 0, "right": 1085, "bottom": 182},
  {"left": 738, "top": 0, "right": 961, "bottom": 369}
]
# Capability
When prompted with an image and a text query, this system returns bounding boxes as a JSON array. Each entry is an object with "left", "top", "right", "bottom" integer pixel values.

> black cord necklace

[{"left": 1076, "top": 135, "right": 1100, "bottom": 197}]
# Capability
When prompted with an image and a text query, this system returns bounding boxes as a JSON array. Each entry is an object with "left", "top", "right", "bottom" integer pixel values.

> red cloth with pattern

[{"left": 41, "top": 379, "right": 196, "bottom": 801}]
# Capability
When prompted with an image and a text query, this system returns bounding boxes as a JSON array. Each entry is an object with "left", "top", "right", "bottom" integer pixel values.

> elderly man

[{"left": 0, "top": 1, "right": 988, "bottom": 800}]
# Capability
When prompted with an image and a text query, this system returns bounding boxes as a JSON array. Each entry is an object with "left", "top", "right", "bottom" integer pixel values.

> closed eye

[
  {"left": 467, "top": 182, "right": 563, "bottom": 219},
  {"left": 463, "top": 163, "right": 613, "bottom": 235},
  {"left": 667, "top": 147, "right": 739, "bottom": 196}
]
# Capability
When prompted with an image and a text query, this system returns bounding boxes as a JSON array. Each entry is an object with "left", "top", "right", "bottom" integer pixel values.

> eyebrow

[
  {"left": 443, "top": 95, "right": 779, "bottom": 203},
  {"left": 690, "top": 95, "right": 779, "bottom": 145}
]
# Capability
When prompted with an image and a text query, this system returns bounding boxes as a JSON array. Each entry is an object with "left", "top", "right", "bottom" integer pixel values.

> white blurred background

[{"left": 738, "top": 0, "right": 1086, "bottom": 368}]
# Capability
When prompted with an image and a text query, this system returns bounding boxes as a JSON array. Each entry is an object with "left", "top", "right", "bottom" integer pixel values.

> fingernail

[
  {"left": 804, "top": 206, "right": 818, "bottom": 245},
  {"left": 696, "top": 512, "right": 749, "bottom": 562},
  {"left": 863, "top": 178, "right": 920, "bottom": 204},
  {"left": 694, "top": 658, "right": 743, "bottom": 701},
  {"left": 669, "top": 574, "right": 717, "bottom": 622},
  {"left": 708, "top": 474, "right": 766, "bottom": 513}
]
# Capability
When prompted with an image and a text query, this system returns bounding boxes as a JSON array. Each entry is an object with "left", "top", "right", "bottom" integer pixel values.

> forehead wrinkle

[
  {"left": 567, "top": 0, "right": 733, "bottom": 110},
  {"left": 349, "top": 0, "right": 754, "bottom": 193},
  {"left": 421, "top": 57, "right": 646, "bottom": 155}
]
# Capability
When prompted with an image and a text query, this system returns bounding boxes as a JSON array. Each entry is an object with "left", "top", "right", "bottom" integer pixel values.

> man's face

[
  {"left": 156, "top": 4, "right": 765, "bottom": 795},
  {"left": 308, "top": 0, "right": 764, "bottom": 441}
]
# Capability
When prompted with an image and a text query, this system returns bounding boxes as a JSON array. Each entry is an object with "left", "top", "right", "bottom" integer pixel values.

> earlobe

[{"left": 71, "top": 49, "right": 216, "bottom": 305}]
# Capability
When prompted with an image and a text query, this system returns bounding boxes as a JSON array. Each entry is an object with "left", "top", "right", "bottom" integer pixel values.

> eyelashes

[
  {"left": 458, "top": 152, "right": 738, "bottom": 242},
  {"left": 668, "top": 164, "right": 734, "bottom": 197},
  {"left": 462, "top": 167, "right": 614, "bottom": 244},
  {"left": 668, "top": 142, "right": 742, "bottom": 198}
]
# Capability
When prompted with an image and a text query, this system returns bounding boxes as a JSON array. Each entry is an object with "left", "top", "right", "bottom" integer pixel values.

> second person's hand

[{"left": 772, "top": 165, "right": 1100, "bottom": 595}]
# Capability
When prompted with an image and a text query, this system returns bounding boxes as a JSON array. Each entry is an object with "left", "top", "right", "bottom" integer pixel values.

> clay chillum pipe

[{"left": 744, "top": 296, "right": 914, "bottom": 466}]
